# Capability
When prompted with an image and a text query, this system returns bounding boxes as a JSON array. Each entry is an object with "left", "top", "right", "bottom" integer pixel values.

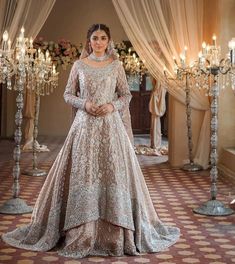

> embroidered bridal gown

[{"left": 2, "top": 59, "right": 180, "bottom": 258}]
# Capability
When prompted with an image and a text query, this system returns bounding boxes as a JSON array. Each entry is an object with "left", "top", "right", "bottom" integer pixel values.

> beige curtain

[
  {"left": 1, "top": 0, "right": 55, "bottom": 45},
  {"left": 112, "top": 0, "right": 219, "bottom": 168},
  {"left": 0, "top": 0, "right": 56, "bottom": 149},
  {"left": 149, "top": 78, "right": 166, "bottom": 149}
]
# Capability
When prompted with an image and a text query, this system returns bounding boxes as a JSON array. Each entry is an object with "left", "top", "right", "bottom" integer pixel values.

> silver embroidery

[{"left": 2, "top": 59, "right": 180, "bottom": 258}]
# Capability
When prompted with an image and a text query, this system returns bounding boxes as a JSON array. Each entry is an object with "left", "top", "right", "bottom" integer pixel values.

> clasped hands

[{"left": 85, "top": 101, "right": 114, "bottom": 117}]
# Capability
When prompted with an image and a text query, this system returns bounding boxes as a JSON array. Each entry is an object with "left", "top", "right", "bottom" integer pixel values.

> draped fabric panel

[
  {"left": 149, "top": 79, "right": 166, "bottom": 149},
  {"left": 112, "top": 0, "right": 220, "bottom": 168}
]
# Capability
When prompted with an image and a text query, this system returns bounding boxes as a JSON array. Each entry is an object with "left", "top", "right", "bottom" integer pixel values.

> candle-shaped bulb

[
  {"left": 128, "top": 48, "right": 131, "bottom": 53},
  {"left": 184, "top": 46, "right": 188, "bottom": 56},
  {"left": 180, "top": 53, "right": 185, "bottom": 61},
  {"left": 198, "top": 51, "right": 202, "bottom": 58},
  {"left": 46, "top": 50, "right": 49, "bottom": 57},
  {"left": 7, "top": 39, "right": 11, "bottom": 51},
  {"left": 29, "top": 37, "right": 33, "bottom": 47},
  {"left": 3, "top": 31, "right": 8, "bottom": 41},
  {"left": 18, "top": 36, "right": 23, "bottom": 43},
  {"left": 228, "top": 37, "right": 235, "bottom": 65},
  {"left": 228, "top": 38, "right": 235, "bottom": 50},
  {"left": 21, "top": 27, "right": 25, "bottom": 34},
  {"left": 212, "top": 34, "right": 216, "bottom": 46},
  {"left": 202, "top": 42, "right": 206, "bottom": 55},
  {"left": 52, "top": 64, "right": 56, "bottom": 74},
  {"left": 163, "top": 66, "right": 167, "bottom": 73},
  {"left": 133, "top": 53, "right": 136, "bottom": 59}
]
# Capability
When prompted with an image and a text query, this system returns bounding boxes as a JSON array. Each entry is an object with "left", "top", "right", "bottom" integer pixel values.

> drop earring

[{"left": 88, "top": 43, "right": 92, "bottom": 53}]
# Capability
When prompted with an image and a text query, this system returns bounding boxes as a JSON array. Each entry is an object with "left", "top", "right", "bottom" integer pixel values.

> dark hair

[{"left": 87, "top": 24, "right": 111, "bottom": 40}]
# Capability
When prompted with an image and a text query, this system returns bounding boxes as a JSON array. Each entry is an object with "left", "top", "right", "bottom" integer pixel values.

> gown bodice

[{"left": 63, "top": 59, "right": 132, "bottom": 112}]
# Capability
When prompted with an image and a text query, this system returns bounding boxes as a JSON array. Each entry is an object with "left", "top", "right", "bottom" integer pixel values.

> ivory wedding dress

[{"left": 2, "top": 59, "right": 180, "bottom": 258}]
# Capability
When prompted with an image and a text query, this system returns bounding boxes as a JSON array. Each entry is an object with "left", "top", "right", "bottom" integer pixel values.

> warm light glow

[
  {"left": 21, "top": 27, "right": 25, "bottom": 33},
  {"left": 21, "top": 47, "right": 25, "bottom": 54},
  {"left": 228, "top": 38, "right": 235, "bottom": 49},
  {"left": 7, "top": 40, "right": 11, "bottom": 50},
  {"left": 202, "top": 42, "right": 206, "bottom": 49},
  {"left": 52, "top": 64, "right": 56, "bottom": 74},
  {"left": 3, "top": 31, "right": 8, "bottom": 42},
  {"left": 198, "top": 51, "right": 202, "bottom": 58},
  {"left": 212, "top": 34, "right": 217, "bottom": 46},
  {"left": 180, "top": 53, "right": 185, "bottom": 61}
]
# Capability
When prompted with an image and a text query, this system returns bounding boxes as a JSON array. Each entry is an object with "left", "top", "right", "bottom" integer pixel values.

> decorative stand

[
  {"left": 0, "top": 29, "right": 33, "bottom": 214},
  {"left": 0, "top": 28, "right": 58, "bottom": 214},
  {"left": 0, "top": 72, "right": 33, "bottom": 214},
  {"left": 193, "top": 36, "right": 235, "bottom": 216},
  {"left": 182, "top": 73, "right": 203, "bottom": 171},
  {"left": 164, "top": 53, "right": 203, "bottom": 172},
  {"left": 193, "top": 72, "right": 233, "bottom": 216}
]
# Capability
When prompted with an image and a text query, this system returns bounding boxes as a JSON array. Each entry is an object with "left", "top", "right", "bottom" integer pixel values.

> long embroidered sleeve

[
  {"left": 63, "top": 61, "right": 86, "bottom": 110},
  {"left": 112, "top": 63, "right": 132, "bottom": 111}
]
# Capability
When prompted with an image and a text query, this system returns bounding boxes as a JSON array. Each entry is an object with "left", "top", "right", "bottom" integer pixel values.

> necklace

[{"left": 88, "top": 53, "right": 109, "bottom": 62}]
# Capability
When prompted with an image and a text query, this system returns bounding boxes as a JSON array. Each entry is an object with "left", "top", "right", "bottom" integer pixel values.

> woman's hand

[
  {"left": 95, "top": 103, "right": 114, "bottom": 117},
  {"left": 85, "top": 101, "right": 99, "bottom": 116}
]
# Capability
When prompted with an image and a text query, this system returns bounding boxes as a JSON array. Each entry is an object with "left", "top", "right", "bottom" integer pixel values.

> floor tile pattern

[{"left": 0, "top": 137, "right": 235, "bottom": 264}]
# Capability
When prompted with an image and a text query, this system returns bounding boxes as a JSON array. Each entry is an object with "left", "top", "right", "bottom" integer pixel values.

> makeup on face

[{"left": 90, "top": 30, "right": 109, "bottom": 55}]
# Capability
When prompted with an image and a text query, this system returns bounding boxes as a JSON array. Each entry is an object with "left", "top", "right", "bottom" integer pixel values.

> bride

[{"left": 2, "top": 23, "right": 180, "bottom": 259}]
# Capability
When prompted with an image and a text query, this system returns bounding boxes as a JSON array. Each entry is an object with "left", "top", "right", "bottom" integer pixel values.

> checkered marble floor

[{"left": 0, "top": 136, "right": 235, "bottom": 264}]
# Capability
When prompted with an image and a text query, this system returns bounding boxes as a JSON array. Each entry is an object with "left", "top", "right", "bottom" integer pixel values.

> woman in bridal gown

[{"left": 2, "top": 24, "right": 180, "bottom": 259}]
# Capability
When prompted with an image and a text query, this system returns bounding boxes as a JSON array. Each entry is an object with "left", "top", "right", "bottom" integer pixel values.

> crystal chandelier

[
  {"left": 117, "top": 47, "right": 148, "bottom": 86},
  {"left": 0, "top": 27, "right": 58, "bottom": 214}
]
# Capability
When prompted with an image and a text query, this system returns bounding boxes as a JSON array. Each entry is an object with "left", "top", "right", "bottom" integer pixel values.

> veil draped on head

[
  {"left": 79, "top": 39, "right": 119, "bottom": 60},
  {"left": 75, "top": 40, "right": 134, "bottom": 146}
]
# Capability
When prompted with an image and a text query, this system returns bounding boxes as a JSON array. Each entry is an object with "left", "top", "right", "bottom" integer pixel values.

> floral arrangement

[
  {"left": 33, "top": 37, "right": 83, "bottom": 70},
  {"left": 33, "top": 38, "right": 148, "bottom": 77}
]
